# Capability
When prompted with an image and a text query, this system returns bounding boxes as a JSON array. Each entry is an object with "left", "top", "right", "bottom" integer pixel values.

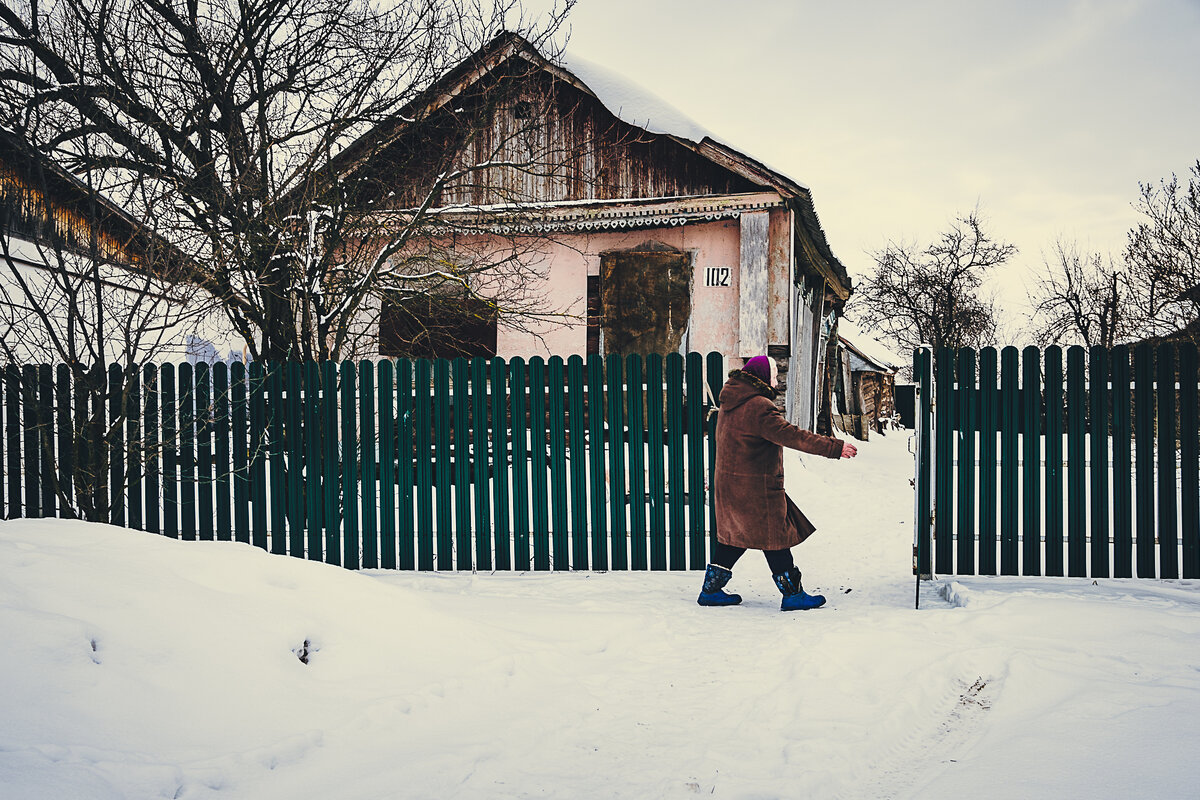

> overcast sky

[{"left": 559, "top": 0, "right": 1200, "bottom": 329}]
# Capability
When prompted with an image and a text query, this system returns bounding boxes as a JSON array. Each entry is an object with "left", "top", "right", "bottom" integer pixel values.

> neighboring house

[
  {"left": 830, "top": 318, "right": 902, "bottom": 439},
  {"left": 1126, "top": 282, "right": 1199, "bottom": 350},
  {"left": 0, "top": 128, "right": 233, "bottom": 364},
  {"left": 331, "top": 32, "right": 852, "bottom": 430}
]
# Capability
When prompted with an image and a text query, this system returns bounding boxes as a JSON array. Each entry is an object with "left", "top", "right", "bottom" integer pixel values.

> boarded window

[
  {"left": 379, "top": 293, "right": 497, "bottom": 359},
  {"left": 599, "top": 247, "right": 692, "bottom": 356}
]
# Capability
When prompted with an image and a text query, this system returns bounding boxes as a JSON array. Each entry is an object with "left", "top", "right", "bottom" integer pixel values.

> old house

[
  {"left": 332, "top": 32, "right": 852, "bottom": 429},
  {"left": 830, "top": 318, "right": 902, "bottom": 439}
]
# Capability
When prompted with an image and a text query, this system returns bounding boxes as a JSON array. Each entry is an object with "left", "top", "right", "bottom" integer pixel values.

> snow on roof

[
  {"left": 838, "top": 317, "right": 904, "bottom": 372},
  {"left": 559, "top": 51, "right": 716, "bottom": 144},
  {"left": 558, "top": 50, "right": 808, "bottom": 193}
]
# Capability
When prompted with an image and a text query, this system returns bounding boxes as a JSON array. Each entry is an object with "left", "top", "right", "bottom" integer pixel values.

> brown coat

[{"left": 714, "top": 371, "right": 844, "bottom": 550}]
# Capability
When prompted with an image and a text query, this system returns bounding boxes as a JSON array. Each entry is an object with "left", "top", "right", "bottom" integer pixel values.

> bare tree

[
  {"left": 849, "top": 211, "right": 1016, "bottom": 355},
  {"left": 1026, "top": 239, "right": 1133, "bottom": 348},
  {"left": 1125, "top": 161, "right": 1200, "bottom": 343},
  {"left": 0, "top": 0, "right": 577, "bottom": 363}
]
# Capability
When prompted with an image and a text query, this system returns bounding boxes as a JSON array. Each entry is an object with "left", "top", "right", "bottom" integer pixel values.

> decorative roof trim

[{"left": 367, "top": 191, "right": 786, "bottom": 234}]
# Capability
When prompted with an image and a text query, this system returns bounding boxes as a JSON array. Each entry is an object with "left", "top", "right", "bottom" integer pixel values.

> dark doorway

[{"left": 587, "top": 274, "right": 602, "bottom": 355}]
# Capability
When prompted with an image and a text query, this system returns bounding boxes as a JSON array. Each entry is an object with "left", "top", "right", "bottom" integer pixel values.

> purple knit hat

[{"left": 742, "top": 356, "right": 771, "bottom": 384}]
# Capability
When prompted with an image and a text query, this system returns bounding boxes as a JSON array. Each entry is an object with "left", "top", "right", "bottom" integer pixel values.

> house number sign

[{"left": 705, "top": 266, "right": 731, "bottom": 287}]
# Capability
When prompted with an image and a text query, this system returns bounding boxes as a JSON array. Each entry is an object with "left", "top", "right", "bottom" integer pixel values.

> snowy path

[{"left": 3, "top": 432, "right": 1200, "bottom": 798}]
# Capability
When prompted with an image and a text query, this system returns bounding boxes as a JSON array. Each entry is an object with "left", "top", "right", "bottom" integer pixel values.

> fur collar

[{"left": 727, "top": 368, "right": 779, "bottom": 400}]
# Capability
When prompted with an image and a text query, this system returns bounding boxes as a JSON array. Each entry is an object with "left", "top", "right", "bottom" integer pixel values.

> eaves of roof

[
  {"left": 683, "top": 139, "right": 851, "bottom": 298},
  {"left": 371, "top": 190, "right": 785, "bottom": 235},
  {"left": 839, "top": 334, "right": 898, "bottom": 373},
  {"left": 0, "top": 128, "right": 194, "bottom": 276},
  {"left": 1, "top": 128, "right": 141, "bottom": 241}
]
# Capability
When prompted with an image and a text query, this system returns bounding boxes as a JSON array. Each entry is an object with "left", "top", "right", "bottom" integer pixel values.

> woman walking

[{"left": 698, "top": 356, "right": 857, "bottom": 611}]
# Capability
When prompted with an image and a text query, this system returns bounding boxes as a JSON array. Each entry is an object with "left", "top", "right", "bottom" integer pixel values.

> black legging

[{"left": 711, "top": 541, "right": 795, "bottom": 574}]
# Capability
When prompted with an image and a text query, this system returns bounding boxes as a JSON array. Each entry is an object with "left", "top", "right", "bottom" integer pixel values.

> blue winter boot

[
  {"left": 697, "top": 564, "right": 742, "bottom": 607},
  {"left": 773, "top": 567, "right": 826, "bottom": 611}
]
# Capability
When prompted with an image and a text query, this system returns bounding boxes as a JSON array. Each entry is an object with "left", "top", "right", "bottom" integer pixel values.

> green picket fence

[
  {"left": 914, "top": 343, "right": 1200, "bottom": 579},
  {"left": 0, "top": 353, "right": 726, "bottom": 571}
]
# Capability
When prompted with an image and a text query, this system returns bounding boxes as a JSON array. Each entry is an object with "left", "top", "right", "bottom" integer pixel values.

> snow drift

[{"left": 2, "top": 433, "right": 1199, "bottom": 798}]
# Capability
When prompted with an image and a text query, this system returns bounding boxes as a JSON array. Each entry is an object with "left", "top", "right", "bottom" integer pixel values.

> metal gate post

[{"left": 914, "top": 346, "right": 934, "bottom": 608}]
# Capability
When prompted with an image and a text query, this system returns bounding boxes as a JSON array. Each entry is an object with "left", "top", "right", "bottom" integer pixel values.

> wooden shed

[{"left": 831, "top": 319, "right": 902, "bottom": 440}]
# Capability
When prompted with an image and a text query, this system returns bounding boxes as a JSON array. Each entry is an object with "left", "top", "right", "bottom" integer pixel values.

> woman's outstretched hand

[{"left": 840, "top": 441, "right": 858, "bottom": 459}]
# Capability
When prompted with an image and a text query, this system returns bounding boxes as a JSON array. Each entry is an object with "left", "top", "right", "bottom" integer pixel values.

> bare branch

[
  {"left": 2, "top": 0, "right": 579, "bottom": 362},
  {"left": 1124, "top": 161, "right": 1200, "bottom": 344},
  {"left": 848, "top": 211, "right": 1015, "bottom": 354}
]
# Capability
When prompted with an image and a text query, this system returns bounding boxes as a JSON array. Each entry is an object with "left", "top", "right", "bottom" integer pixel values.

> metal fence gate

[{"left": 913, "top": 343, "right": 1200, "bottom": 579}]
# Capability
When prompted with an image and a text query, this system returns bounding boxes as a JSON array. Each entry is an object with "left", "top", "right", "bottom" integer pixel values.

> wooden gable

[{"left": 345, "top": 58, "right": 764, "bottom": 211}]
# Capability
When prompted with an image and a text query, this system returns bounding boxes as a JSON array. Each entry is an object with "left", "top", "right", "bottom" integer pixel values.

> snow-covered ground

[{"left": 3, "top": 431, "right": 1199, "bottom": 799}]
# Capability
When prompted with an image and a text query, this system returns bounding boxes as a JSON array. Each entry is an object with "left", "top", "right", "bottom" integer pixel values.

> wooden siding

[
  {"left": 0, "top": 152, "right": 140, "bottom": 267},
  {"left": 767, "top": 208, "right": 791, "bottom": 347},
  {"left": 361, "top": 63, "right": 763, "bottom": 210},
  {"left": 738, "top": 211, "right": 769, "bottom": 357}
]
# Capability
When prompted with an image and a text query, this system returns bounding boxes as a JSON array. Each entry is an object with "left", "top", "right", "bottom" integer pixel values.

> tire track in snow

[{"left": 836, "top": 674, "right": 998, "bottom": 800}]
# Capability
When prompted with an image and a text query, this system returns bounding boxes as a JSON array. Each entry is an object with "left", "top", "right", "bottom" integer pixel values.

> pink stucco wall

[{"left": 487, "top": 219, "right": 744, "bottom": 359}]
